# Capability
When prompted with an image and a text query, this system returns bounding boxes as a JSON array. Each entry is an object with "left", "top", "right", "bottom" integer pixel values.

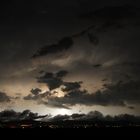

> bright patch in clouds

[{"left": 52, "top": 108, "right": 71, "bottom": 116}]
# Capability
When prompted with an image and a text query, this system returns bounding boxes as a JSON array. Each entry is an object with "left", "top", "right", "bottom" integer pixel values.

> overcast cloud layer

[{"left": 0, "top": 0, "right": 140, "bottom": 115}]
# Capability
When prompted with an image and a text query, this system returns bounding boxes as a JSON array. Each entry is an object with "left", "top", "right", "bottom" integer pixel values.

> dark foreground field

[{"left": 1, "top": 120, "right": 140, "bottom": 128}]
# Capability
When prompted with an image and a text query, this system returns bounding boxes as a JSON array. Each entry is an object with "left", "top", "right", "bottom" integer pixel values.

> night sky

[{"left": 0, "top": 0, "right": 140, "bottom": 116}]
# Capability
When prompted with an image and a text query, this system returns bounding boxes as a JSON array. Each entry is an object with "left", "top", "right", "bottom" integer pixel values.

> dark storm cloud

[
  {"left": 111, "top": 61, "right": 140, "bottom": 79},
  {"left": 41, "top": 100, "right": 70, "bottom": 109},
  {"left": 23, "top": 70, "right": 82, "bottom": 108},
  {"left": 24, "top": 68, "right": 140, "bottom": 109},
  {"left": 49, "top": 80, "right": 140, "bottom": 107},
  {"left": 47, "top": 114, "right": 70, "bottom": 122},
  {"left": 44, "top": 111, "right": 140, "bottom": 122},
  {"left": 37, "top": 70, "right": 68, "bottom": 90},
  {"left": 51, "top": 89, "right": 125, "bottom": 107},
  {"left": 0, "top": 110, "right": 47, "bottom": 122},
  {"left": 38, "top": 78, "right": 62, "bottom": 91},
  {"left": 24, "top": 92, "right": 70, "bottom": 109},
  {"left": 31, "top": 23, "right": 96, "bottom": 59},
  {"left": 24, "top": 70, "right": 83, "bottom": 109},
  {"left": 31, "top": 4, "right": 140, "bottom": 71},
  {"left": 0, "top": 2, "right": 139, "bottom": 80},
  {"left": 32, "top": 37, "right": 74, "bottom": 58},
  {"left": 39, "top": 72, "right": 54, "bottom": 79},
  {"left": 0, "top": 92, "right": 10, "bottom": 102},
  {"left": 31, "top": 88, "right": 42, "bottom": 96},
  {"left": 92, "top": 64, "right": 102, "bottom": 68},
  {"left": 72, "top": 24, "right": 96, "bottom": 38},
  {"left": 24, "top": 92, "right": 50, "bottom": 100},
  {"left": 101, "top": 80, "right": 140, "bottom": 105},
  {"left": 0, "top": 0, "right": 140, "bottom": 115},
  {"left": 32, "top": 24, "right": 97, "bottom": 59},
  {"left": 37, "top": 73, "right": 63, "bottom": 90},
  {"left": 56, "top": 70, "right": 68, "bottom": 78},
  {"left": 62, "top": 81, "right": 82, "bottom": 92},
  {"left": 128, "top": 106, "right": 135, "bottom": 110},
  {"left": 43, "top": 111, "right": 104, "bottom": 122}
]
